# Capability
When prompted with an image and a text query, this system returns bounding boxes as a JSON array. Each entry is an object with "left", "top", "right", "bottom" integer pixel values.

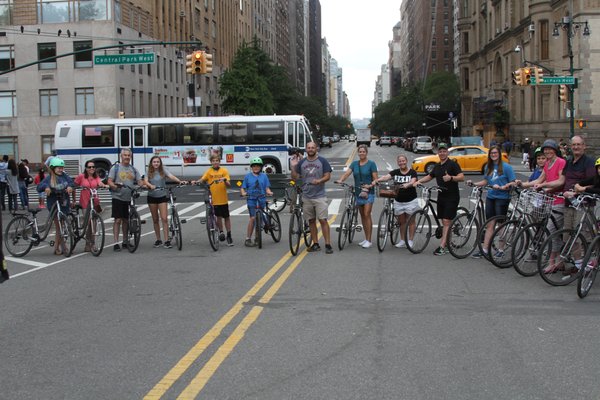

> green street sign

[
  {"left": 94, "top": 53, "right": 155, "bottom": 65},
  {"left": 531, "top": 76, "right": 576, "bottom": 85}
]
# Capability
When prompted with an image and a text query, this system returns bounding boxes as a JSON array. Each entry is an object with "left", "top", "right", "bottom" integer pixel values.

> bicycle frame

[{"left": 336, "top": 183, "right": 362, "bottom": 250}]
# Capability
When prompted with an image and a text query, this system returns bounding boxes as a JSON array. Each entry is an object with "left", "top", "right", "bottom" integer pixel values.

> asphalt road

[{"left": 1, "top": 141, "right": 599, "bottom": 400}]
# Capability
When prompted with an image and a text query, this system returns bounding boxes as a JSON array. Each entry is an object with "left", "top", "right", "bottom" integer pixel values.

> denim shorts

[{"left": 356, "top": 192, "right": 375, "bottom": 206}]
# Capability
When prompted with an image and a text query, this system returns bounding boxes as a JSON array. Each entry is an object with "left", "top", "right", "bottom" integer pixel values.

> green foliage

[{"left": 423, "top": 71, "right": 460, "bottom": 112}]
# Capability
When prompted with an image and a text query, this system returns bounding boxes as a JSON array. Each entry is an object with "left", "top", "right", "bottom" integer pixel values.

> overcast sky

[{"left": 320, "top": 1, "right": 401, "bottom": 120}]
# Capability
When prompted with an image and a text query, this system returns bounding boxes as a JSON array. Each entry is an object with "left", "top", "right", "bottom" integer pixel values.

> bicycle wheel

[
  {"left": 406, "top": 209, "right": 431, "bottom": 254},
  {"left": 171, "top": 208, "right": 183, "bottom": 251},
  {"left": 255, "top": 210, "right": 263, "bottom": 249},
  {"left": 376, "top": 207, "right": 390, "bottom": 252},
  {"left": 488, "top": 220, "right": 521, "bottom": 268},
  {"left": 89, "top": 213, "right": 105, "bottom": 257},
  {"left": 478, "top": 215, "right": 507, "bottom": 261},
  {"left": 289, "top": 212, "right": 302, "bottom": 255},
  {"left": 390, "top": 214, "right": 400, "bottom": 246},
  {"left": 58, "top": 214, "right": 74, "bottom": 257},
  {"left": 577, "top": 236, "right": 600, "bottom": 298},
  {"left": 268, "top": 209, "right": 281, "bottom": 243},
  {"left": 512, "top": 223, "right": 548, "bottom": 277},
  {"left": 4, "top": 215, "right": 34, "bottom": 257},
  {"left": 338, "top": 208, "right": 351, "bottom": 250},
  {"left": 538, "top": 228, "right": 587, "bottom": 286},
  {"left": 448, "top": 212, "right": 480, "bottom": 259},
  {"left": 127, "top": 210, "right": 141, "bottom": 253},
  {"left": 269, "top": 198, "right": 287, "bottom": 213},
  {"left": 206, "top": 212, "right": 219, "bottom": 251},
  {"left": 348, "top": 208, "right": 359, "bottom": 243},
  {"left": 302, "top": 216, "right": 313, "bottom": 247}
]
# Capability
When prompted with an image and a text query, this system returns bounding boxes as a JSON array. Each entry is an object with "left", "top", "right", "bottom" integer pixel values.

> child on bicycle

[
  {"left": 240, "top": 157, "right": 273, "bottom": 247},
  {"left": 193, "top": 153, "right": 234, "bottom": 246},
  {"left": 74, "top": 160, "right": 109, "bottom": 251}
]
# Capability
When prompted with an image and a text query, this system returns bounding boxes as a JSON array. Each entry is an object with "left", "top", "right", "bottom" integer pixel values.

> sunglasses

[{"left": 86, "top": 166, "right": 96, "bottom": 169}]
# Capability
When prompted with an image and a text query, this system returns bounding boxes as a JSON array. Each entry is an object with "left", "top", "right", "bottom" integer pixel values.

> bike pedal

[
  {"left": 335, "top": 227, "right": 341, "bottom": 232},
  {"left": 180, "top": 219, "right": 187, "bottom": 223},
  {"left": 49, "top": 240, "right": 55, "bottom": 246},
  {"left": 200, "top": 217, "right": 206, "bottom": 224},
  {"left": 355, "top": 226, "right": 363, "bottom": 232},
  {"left": 140, "top": 220, "right": 146, "bottom": 224}
]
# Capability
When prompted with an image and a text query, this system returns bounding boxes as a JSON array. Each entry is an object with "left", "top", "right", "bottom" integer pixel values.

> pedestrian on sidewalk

[{"left": 34, "top": 167, "right": 47, "bottom": 208}]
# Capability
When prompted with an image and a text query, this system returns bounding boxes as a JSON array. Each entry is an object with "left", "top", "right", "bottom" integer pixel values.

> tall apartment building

[
  {"left": 288, "top": 0, "right": 306, "bottom": 94},
  {"left": 457, "top": 1, "right": 599, "bottom": 145},
  {"left": 308, "top": 0, "right": 322, "bottom": 100}
]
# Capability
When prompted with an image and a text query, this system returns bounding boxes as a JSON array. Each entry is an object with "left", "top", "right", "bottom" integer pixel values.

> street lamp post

[{"left": 553, "top": 15, "right": 591, "bottom": 138}]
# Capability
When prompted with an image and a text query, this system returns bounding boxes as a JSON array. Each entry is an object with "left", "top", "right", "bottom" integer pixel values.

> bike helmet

[
  {"left": 541, "top": 139, "right": 559, "bottom": 153},
  {"left": 250, "top": 157, "right": 263, "bottom": 166},
  {"left": 534, "top": 147, "right": 543, "bottom": 157},
  {"left": 595, "top": 157, "right": 600, "bottom": 167},
  {"left": 49, "top": 157, "right": 65, "bottom": 168}
]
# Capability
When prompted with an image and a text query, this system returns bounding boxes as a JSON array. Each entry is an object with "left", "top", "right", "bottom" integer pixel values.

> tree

[{"left": 422, "top": 71, "right": 460, "bottom": 112}]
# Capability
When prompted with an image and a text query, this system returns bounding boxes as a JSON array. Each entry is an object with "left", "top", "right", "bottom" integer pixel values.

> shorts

[
  {"left": 147, "top": 196, "right": 167, "bottom": 204},
  {"left": 356, "top": 192, "right": 375, "bottom": 206},
  {"left": 485, "top": 197, "right": 510, "bottom": 220},
  {"left": 247, "top": 200, "right": 266, "bottom": 217},
  {"left": 437, "top": 199, "right": 459, "bottom": 221},
  {"left": 111, "top": 198, "right": 129, "bottom": 219},
  {"left": 214, "top": 204, "right": 230, "bottom": 218},
  {"left": 393, "top": 198, "right": 420, "bottom": 215},
  {"left": 303, "top": 197, "right": 328, "bottom": 220}
]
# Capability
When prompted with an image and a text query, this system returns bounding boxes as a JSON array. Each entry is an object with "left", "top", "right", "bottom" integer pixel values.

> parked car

[
  {"left": 332, "top": 134, "right": 340, "bottom": 142},
  {"left": 412, "top": 136, "right": 434, "bottom": 153},
  {"left": 348, "top": 134, "right": 356, "bottom": 142},
  {"left": 320, "top": 136, "right": 332, "bottom": 148},
  {"left": 391, "top": 137, "right": 401, "bottom": 146},
  {"left": 379, "top": 136, "right": 392, "bottom": 146},
  {"left": 411, "top": 145, "right": 510, "bottom": 174}
]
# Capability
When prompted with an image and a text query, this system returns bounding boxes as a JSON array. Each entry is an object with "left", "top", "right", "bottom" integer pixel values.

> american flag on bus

[{"left": 84, "top": 126, "right": 102, "bottom": 136}]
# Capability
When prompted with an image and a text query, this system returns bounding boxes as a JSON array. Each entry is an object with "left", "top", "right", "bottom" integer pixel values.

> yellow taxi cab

[{"left": 411, "top": 145, "right": 510, "bottom": 174}]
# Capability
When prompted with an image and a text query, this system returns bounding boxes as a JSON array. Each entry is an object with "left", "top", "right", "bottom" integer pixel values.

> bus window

[
  {"left": 250, "top": 122, "right": 284, "bottom": 144},
  {"left": 297, "top": 123, "right": 306, "bottom": 148},
  {"left": 183, "top": 124, "right": 213, "bottom": 145},
  {"left": 82, "top": 125, "right": 114, "bottom": 147},
  {"left": 218, "top": 123, "right": 247, "bottom": 144},
  {"left": 120, "top": 128, "right": 130, "bottom": 147},
  {"left": 149, "top": 124, "right": 178, "bottom": 145},
  {"left": 133, "top": 128, "right": 144, "bottom": 146},
  {"left": 287, "top": 122, "right": 295, "bottom": 147}
]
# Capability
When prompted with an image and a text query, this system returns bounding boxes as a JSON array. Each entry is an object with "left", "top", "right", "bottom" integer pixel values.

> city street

[{"left": 1, "top": 141, "right": 599, "bottom": 400}]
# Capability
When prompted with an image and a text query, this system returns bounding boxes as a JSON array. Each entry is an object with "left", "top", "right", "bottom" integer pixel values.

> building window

[
  {"left": 444, "top": 24, "right": 449, "bottom": 34},
  {"left": 131, "top": 90, "right": 136, "bottom": 116},
  {"left": 462, "top": 32, "right": 469, "bottom": 53},
  {"left": 463, "top": 68, "right": 469, "bottom": 90},
  {"left": 432, "top": 50, "right": 437, "bottom": 60},
  {"left": 0, "top": 0, "right": 13, "bottom": 25},
  {"left": 139, "top": 91, "right": 144, "bottom": 116},
  {"left": 0, "top": 91, "right": 17, "bottom": 117},
  {"left": 38, "top": 0, "right": 110, "bottom": 23},
  {"left": 38, "top": 42, "right": 57, "bottom": 70},
  {"left": 41, "top": 135, "right": 54, "bottom": 162},
  {"left": 540, "top": 20, "right": 549, "bottom": 60},
  {"left": 38, "top": 0, "right": 70, "bottom": 23},
  {"left": 75, "top": 87, "right": 94, "bottom": 115},
  {"left": 119, "top": 87, "right": 125, "bottom": 114},
  {"left": 40, "top": 89, "right": 58, "bottom": 116},
  {"left": 79, "top": 0, "right": 109, "bottom": 21},
  {"left": 0, "top": 45, "right": 15, "bottom": 72},
  {"left": 0, "top": 136, "right": 18, "bottom": 159},
  {"left": 74, "top": 41, "right": 93, "bottom": 68},
  {"left": 156, "top": 55, "right": 160, "bottom": 78}
]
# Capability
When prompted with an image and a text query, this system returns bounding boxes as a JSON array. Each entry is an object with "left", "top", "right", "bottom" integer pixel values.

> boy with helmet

[{"left": 240, "top": 157, "right": 273, "bottom": 247}]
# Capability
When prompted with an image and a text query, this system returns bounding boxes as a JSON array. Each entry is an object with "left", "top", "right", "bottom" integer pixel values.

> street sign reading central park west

[
  {"left": 94, "top": 53, "right": 155, "bottom": 65},
  {"left": 530, "top": 76, "right": 576, "bottom": 85}
]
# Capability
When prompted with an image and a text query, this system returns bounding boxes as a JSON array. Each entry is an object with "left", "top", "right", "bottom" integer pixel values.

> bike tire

[
  {"left": 89, "top": 213, "right": 105, "bottom": 257},
  {"left": 289, "top": 212, "right": 302, "bottom": 256},
  {"left": 406, "top": 209, "right": 431, "bottom": 254},
  {"left": 538, "top": 228, "right": 587, "bottom": 286},
  {"left": 4, "top": 215, "right": 34, "bottom": 257},
  {"left": 127, "top": 210, "right": 141, "bottom": 253},
  {"left": 478, "top": 215, "right": 507, "bottom": 262},
  {"left": 268, "top": 209, "right": 282, "bottom": 243},
  {"left": 488, "top": 220, "right": 521, "bottom": 268},
  {"left": 269, "top": 198, "right": 287, "bottom": 213},
  {"left": 376, "top": 207, "right": 390, "bottom": 252},
  {"left": 171, "top": 208, "right": 183, "bottom": 251},
  {"left": 338, "top": 209, "right": 351, "bottom": 250},
  {"left": 58, "top": 214, "right": 74, "bottom": 257},
  {"left": 511, "top": 223, "right": 549, "bottom": 277},
  {"left": 390, "top": 215, "right": 400, "bottom": 246},
  {"left": 448, "top": 212, "right": 480, "bottom": 259},
  {"left": 255, "top": 210, "right": 263, "bottom": 249},
  {"left": 206, "top": 211, "right": 219, "bottom": 251},
  {"left": 577, "top": 236, "right": 600, "bottom": 298},
  {"left": 348, "top": 209, "right": 359, "bottom": 243},
  {"left": 302, "top": 216, "right": 312, "bottom": 248}
]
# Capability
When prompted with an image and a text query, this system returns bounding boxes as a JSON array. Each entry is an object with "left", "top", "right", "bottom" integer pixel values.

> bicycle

[
  {"left": 374, "top": 181, "right": 401, "bottom": 252},
  {"left": 536, "top": 193, "right": 599, "bottom": 286},
  {"left": 336, "top": 182, "right": 362, "bottom": 250},
  {"left": 70, "top": 187, "right": 106, "bottom": 256},
  {"left": 197, "top": 180, "right": 222, "bottom": 251},
  {"left": 242, "top": 192, "right": 282, "bottom": 249},
  {"left": 577, "top": 234, "right": 600, "bottom": 298},
  {"left": 5, "top": 188, "right": 74, "bottom": 257},
  {"left": 405, "top": 184, "right": 468, "bottom": 254},
  {"left": 446, "top": 184, "right": 488, "bottom": 259},
  {"left": 114, "top": 184, "right": 145, "bottom": 253},
  {"left": 287, "top": 180, "right": 313, "bottom": 256},
  {"left": 154, "top": 183, "right": 188, "bottom": 251}
]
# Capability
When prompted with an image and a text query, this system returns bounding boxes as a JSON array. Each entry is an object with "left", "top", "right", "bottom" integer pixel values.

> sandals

[{"left": 54, "top": 249, "right": 63, "bottom": 255}]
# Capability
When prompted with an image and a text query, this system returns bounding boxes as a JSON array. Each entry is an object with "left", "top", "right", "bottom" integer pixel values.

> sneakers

[
  {"left": 113, "top": 244, "right": 121, "bottom": 252},
  {"left": 395, "top": 240, "right": 406, "bottom": 248},
  {"left": 307, "top": 243, "right": 321, "bottom": 252},
  {"left": 407, "top": 240, "right": 413, "bottom": 248},
  {"left": 492, "top": 250, "right": 504, "bottom": 259},
  {"left": 227, "top": 235, "right": 234, "bottom": 246},
  {"left": 121, "top": 242, "right": 129, "bottom": 250},
  {"left": 361, "top": 241, "right": 373, "bottom": 249},
  {"left": 163, "top": 240, "right": 172, "bottom": 249},
  {"left": 244, "top": 238, "right": 256, "bottom": 247},
  {"left": 433, "top": 246, "right": 448, "bottom": 256},
  {"left": 471, "top": 250, "right": 486, "bottom": 259},
  {"left": 153, "top": 240, "right": 163, "bottom": 248},
  {"left": 219, "top": 232, "right": 226, "bottom": 242},
  {"left": 358, "top": 239, "right": 367, "bottom": 247},
  {"left": 325, "top": 244, "right": 333, "bottom": 254}
]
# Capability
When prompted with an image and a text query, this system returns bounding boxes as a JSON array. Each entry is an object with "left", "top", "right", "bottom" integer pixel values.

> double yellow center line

[{"left": 145, "top": 216, "right": 337, "bottom": 400}]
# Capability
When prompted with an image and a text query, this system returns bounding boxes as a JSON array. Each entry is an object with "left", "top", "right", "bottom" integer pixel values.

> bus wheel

[
  {"left": 95, "top": 162, "right": 110, "bottom": 179},
  {"left": 262, "top": 159, "right": 280, "bottom": 174}
]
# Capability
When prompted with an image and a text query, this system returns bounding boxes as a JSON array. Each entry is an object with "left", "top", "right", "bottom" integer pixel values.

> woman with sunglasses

[{"left": 74, "top": 160, "right": 108, "bottom": 251}]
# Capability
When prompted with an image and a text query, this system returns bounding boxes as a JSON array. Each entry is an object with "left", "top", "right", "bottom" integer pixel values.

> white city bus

[{"left": 54, "top": 115, "right": 314, "bottom": 178}]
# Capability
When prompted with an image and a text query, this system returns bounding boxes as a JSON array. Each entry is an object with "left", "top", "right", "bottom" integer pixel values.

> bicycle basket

[
  {"left": 377, "top": 182, "right": 397, "bottom": 198},
  {"left": 522, "top": 191, "right": 554, "bottom": 220}
]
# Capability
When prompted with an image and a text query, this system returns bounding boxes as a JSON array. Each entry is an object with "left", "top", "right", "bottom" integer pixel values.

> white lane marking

[{"left": 328, "top": 199, "right": 343, "bottom": 215}]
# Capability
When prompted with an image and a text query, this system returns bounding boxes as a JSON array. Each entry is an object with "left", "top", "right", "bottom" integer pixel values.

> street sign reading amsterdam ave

[{"left": 94, "top": 53, "right": 156, "bottom": 65}]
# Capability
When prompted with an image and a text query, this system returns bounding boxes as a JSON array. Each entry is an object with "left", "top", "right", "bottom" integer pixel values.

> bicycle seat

[{"left": 27, "top": 207, "right": 43, "bottom": 215}]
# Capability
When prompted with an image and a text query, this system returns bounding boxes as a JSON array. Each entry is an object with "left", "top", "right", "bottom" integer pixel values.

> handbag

[
  {"left": 378, "top": 184, "right": 397, "bottom": 198},
  {"left": 25, "top": 175, "right": 33, "bottom": 185},
  {"left": 93, "top": 197, "right": 103, "bottom": 213}
]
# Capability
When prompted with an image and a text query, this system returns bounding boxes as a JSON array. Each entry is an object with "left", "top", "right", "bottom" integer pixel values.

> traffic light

[
  {"left": 559, "top": 85, "right": 569, "bottom": 102},
  {"left": 523, "top": 67, "right": 532, "bottom": 86},
  {"left": 577, "top": 119, "right": 587, "bottom": 129},
  {"left": 202, "top": 52, "right": 213, "bottom": 74},
  {"left": 185, "top": 52, "right": 195, "bottom": 74},
  {"left": 534, "top": 67, "right": 543, "bottom": 84},
  {"left": 512, "top": 69, "right": 523, "bottom": 86},
  {"left": 186, "top": 51, "right": 203, "bottom": 74}
]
